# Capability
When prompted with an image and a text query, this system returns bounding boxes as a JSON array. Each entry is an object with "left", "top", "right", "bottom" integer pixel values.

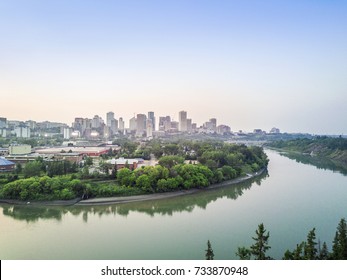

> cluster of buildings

[
  {"left": 0, "top": 112, "right": 281, "bottom": 142},
  {"left": 68, "top": 110, "right": 232, "bottom": 140},
  {"left": 0, "top": 142, "right": 120, "bottom": 171},
  {"left": 0, "top": 117, "right": 68, "bottom": 139}
]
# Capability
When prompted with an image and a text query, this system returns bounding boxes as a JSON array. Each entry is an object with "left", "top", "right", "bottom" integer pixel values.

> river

[{"left": 1, "top": 149, "right": 347, "bottom": 259}]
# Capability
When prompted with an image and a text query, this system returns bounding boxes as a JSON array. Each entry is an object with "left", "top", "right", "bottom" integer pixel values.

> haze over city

[{"left": 1, "top": 0, "right": 346, "bottom": 135}]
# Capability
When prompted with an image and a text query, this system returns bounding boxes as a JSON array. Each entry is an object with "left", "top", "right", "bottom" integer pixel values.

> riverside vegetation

[
  {"left": 205, "top": 218, "right": 347, "bottom": 260},
  {"left": 0, "top": 140, "right": 268, "bottom": 201},
  {"left": 267, "top": 136, "right": 347, "bottom": 164}
]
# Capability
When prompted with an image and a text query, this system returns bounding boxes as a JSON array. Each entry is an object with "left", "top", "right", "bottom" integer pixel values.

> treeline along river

[{"left": 1, "top": 149, "right": 347, "bottom": 259}]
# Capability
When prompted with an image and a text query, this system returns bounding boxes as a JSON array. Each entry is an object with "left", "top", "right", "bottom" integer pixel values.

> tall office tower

[
  {"left": 179, "top": 110, "right": 187, "bottom": 132},
  {"left": 82, "top": 118, "right": 92, "bottom": 136},
  {"left": 0, "top": 117, "right": 7, "bottom": 129},
  {"left": 119, "top": 117, "right": 125, "bottom": 131},
  {"left": 72, "top": 117, "right": 83, "bottom": 134},
  {"left": 136, "top": 114, "right": 147, "bottom": 136},
  {"left": 210, "top": 118, "right": 217, "bottom": 132},
  {"left": 129, "top": 117, "right": 137, "bottom": 131},
  {"left": 106, "top": 112, "right": 116, "bottom": 135},
  {"left": 187, "top": 118, "right": 192, "bottom": 133},
  {"left": 92, "top": 115, "right": 102, "bottom": 129},
  {"left": 164, "top": 116, "right": 171, "bottom": 131},
  {"left": 158, "top": 117, "right": 166, "bottom": 131},
  {"left": 148, "top": 111, "right": 156, "bottom": 131},
  {"left": 111, "top": 119, "right": 118, "bottom": 134},
  {"left": 106, "top": 112, "right": 114, "bottom": 128},
  {"left": 146, "top": 119, "right": 153, "bottom": 138}
]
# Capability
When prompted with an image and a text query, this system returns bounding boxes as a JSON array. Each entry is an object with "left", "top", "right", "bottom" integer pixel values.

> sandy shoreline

[{"left": 0, "top": 168, "right": 266, "bottom": 207}]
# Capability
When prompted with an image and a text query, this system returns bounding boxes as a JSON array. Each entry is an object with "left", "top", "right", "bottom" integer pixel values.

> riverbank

[
  {"left": 0, "top": 168, "right": 266, "bottom": 206},
  {"left": 76, "top": 168, "right": 266, "bottom": 206},
  {"left": 0, "top": 197, "right": 81, "bottom": 206}
]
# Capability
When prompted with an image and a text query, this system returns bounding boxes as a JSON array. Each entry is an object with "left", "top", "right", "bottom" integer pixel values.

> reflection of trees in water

[
  {"left": 279, "top": 152, "right": 347, "bottom": 176},
  {"left": 1, "top": 205, "right": 67, "bottom": 223},
  {"left": 1, "top": 171, "right": 268, "bottom": 223}
]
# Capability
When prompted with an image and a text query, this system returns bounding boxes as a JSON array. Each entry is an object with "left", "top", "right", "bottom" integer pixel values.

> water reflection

[
  {"left": 1, "top": 171, "right": 268, "bottom": 223},
  {"left": 278, "top": 151, "right": 347, "bottom": 176}
]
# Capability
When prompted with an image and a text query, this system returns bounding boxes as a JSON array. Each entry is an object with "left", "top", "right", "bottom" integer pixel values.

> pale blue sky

[{"left": 1, "top": 0, "right": 346, "bottom": 134}]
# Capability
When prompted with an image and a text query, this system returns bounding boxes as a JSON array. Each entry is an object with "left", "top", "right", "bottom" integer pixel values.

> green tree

[
  {"left": 158, "top": 155, "right": 185, "bottom": 169},
  {"left": 236, "top": 247, "right": 251, "bottom": 260},
  {"left": 319, "top": 241, "right": 329, "bottom": 260},
  {"left": 85, "top": 157, "right": 93, "bottom": 166},
  {"left": 250, "top": 223, "right": 271, "bottom": 260},
  {"left": 23, "top": 161, "right": 42, "bottom": 178},
  {"left": 331, "top": 218, "right": 347, "bottom": 259},
  {"left": 304, "top": 228, "right": 318, "bottom": 260},
  {"left": 205, "top": 240, "right": 214, "bottom": 260},
  {"left": 15, "top": 163, "right": 22, "bottom": 174},
  {"left": 117, "top": 168, "right": 135, "bottom": 187},
  {"left": 136, "top": 174, "right": 152, "bottom": 192}
]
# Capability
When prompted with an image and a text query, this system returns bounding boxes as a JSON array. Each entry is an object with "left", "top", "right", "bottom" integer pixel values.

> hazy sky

[{"left": 1, "top": 0, "right": 346, "bottom": 134}]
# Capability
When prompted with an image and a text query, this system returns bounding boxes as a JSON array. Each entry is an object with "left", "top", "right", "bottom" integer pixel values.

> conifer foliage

[{"left": 205, "top": 240, "right": 214, "bottom": 260}]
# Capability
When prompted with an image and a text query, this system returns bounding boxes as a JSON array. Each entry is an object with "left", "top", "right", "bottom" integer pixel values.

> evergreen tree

[
  {"left": 331, "top": 218, "right": 347, "bottom": 259},
  {"left": 250, "top": 223, "right": 271, "bottom": 260},
  {"left": 283, "top": 249, "right": 294, "bottom": 260},
  {"left": 236, "top": 246, "right": 251, "bottom": 260},
  {"left": 292, "top": 242, "right": 305, "bottom": 260},
  {"left": 304, "top": 228, "right": 318, "bottom": 260},
  {"left": 205, "top": 240, "right": 214, "bottom": 260},
  {"left": 319, "top": 242, "right": 329, "bottom": 260}
]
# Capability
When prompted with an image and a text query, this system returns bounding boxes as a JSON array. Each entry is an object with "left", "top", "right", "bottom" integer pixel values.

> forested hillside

[{"left": 267, "top": 136, "right": 347, "bottom": 164}]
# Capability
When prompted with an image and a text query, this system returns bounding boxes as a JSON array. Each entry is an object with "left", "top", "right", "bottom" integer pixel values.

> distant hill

[{"left": 266, "top": 136, "right": 347, "bottom": 164}]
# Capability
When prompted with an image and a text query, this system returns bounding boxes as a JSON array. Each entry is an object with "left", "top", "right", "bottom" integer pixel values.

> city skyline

[{"left": 1, "top": 1, "right": 347, "bottom": 135}]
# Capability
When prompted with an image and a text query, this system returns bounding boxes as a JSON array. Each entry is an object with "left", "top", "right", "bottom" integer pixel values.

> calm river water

[{"left": 1, "top": 150, "right": 347, "bottom": 259}]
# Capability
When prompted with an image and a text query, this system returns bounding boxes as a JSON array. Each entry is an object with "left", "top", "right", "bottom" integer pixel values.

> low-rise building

[
  {"left": 35, "top": 146, "right": 110, "bottom": 157},
  {"left": 107, "top": 157, "right": 144, "bottom": 170},
  {"left": 0, "top": 157, "right": 15, "bottom": 172},
  {"left": 9, "top": 145, "right": 32, "bottom": 155},
  {"left": 53, "top": 153, "right": 83, "bottom": 163}
]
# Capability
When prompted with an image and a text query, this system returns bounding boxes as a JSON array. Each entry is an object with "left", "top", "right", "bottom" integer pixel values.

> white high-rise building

[
  {"left": 14, "top": 126, "right": 30, "bottom": 138},
  {"left": 63, "top": 127, "right": 72, "bottom": 139},
  {"left": 179, "top": 111, "right": 187, "bottom": 132},
  {"left": 106, "top": 112, "right": 114, "bottom": 128},
  {"left": 119, "top": 117, "right": 125, "bottom": 131},
  {"left": 148, "top": 111, "right": 155, "bottom": 131},
  {"left": 92, "top": 115, "right": 102, "bottom": 129},
  {"left": 187, "top": 118, "right": 192, "bottom": 133},
  {"left": 129, "top": 117, "right": 137, "bottom": 131},
  {"left": 136, "top": 114, "right": 147, "bottom": 136},
  {"left": 146, "top": 119, "right": 153, "bottom": 138}
]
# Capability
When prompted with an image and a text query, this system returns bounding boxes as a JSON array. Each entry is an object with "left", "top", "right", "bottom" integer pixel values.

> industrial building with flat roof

[{"left": 35, "top": 146, "right": 110, "bottom": 157}]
